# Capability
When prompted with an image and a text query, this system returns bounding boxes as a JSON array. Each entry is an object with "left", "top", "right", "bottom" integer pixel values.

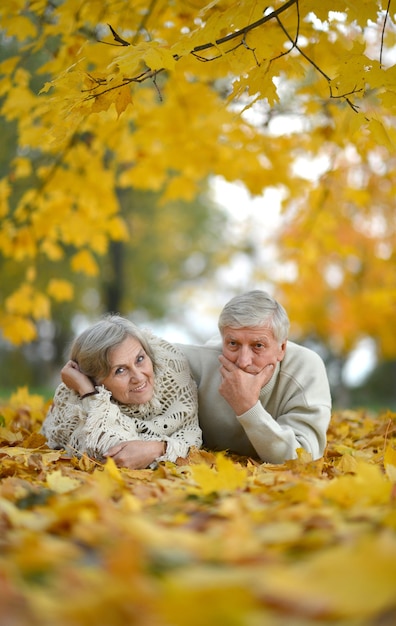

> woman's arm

[
  {"left": 42, "top": 383, "right": 140, "bottom": 460},
  {"left": 41, "top": 383, "right": 82, "bottom": 453}
]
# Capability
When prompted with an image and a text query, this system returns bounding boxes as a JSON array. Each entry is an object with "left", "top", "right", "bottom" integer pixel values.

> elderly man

[{"left": 178, "top": 290, "right": 332, "bottom": 464}]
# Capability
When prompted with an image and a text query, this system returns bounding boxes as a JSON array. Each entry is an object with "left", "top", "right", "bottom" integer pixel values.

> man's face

[{"left": 221, "top": 326, "right": 286, "bottom": 374}]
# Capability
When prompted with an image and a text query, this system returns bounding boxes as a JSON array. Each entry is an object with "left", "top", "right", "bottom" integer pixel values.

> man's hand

[
  {"left": 218, "top": 354, "right": 275, "bottom": 415},
  {"left": 104, "top": 440, "right": 166, "bottom": 469}
]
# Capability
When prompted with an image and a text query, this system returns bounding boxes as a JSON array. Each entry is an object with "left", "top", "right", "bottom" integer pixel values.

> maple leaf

[
  {"left": 114, "top": 85, "right": 133, "bottom": 118},
  {"left": 46, "top": 470, "right": 81, "bottom": 494},
  {"left": 46, "top": 279, "right": 74, "bottom": 302},
  {"left": 384, "top": 445, "right": 396, "bottom": 483},
  {"left": 189, "top": 452, "right": 248, "bottom": 494},
  {"left": 70, "top": 249, "right": 99, "bottom": 276}
]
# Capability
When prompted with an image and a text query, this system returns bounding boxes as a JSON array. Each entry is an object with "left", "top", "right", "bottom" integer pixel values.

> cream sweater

[
  {"left": 42, "top": 335, "right": 202, "bottom": 464},
  {"left": 177, "top": 340, "right": 332, "bottom": 463}
]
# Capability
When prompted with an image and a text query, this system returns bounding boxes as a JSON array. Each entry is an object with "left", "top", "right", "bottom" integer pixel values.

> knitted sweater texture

[
  {"left": 177, "top": 340, "right": 332, "bottom": 464},
  {"left": 42, "top": 335, "right": 201, "bottom": 464}
]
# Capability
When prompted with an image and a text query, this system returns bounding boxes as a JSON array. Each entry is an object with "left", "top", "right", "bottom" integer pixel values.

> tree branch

[
  {"left": 131, "top": 0, "right": 160, "bottom": 45},
  {"left": 191, "top": 0, "right": 298, "bottom": 55},
  {"left": 380, "top": 0, "right": 392, "bottom": 67},
  {"left": 89, "top": 0, "right": 367, "bottom": 111},
  {"left": 274, "top": 6, "right": 331, "bottom": 83}
]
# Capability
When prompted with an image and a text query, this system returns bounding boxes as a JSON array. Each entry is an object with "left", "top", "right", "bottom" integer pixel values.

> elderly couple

[{"left": 42, "top": 290, "right": 332, "bottom": 468}]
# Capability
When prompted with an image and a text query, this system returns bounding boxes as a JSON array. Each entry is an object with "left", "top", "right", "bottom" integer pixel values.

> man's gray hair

[
  {"left": 218, "top": 290, "right": 290, "bottom": 343},
  {"left": 69, "top": 315, "right": 155, "bottom": 384}
]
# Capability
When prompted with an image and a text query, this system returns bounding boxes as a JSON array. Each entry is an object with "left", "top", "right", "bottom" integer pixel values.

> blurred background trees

[{"left": 0, "top": 1, "right": 395, "bottom": 408}]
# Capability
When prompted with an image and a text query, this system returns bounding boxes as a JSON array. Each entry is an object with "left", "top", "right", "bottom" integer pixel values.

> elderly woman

[{"left": 42, "top": 315, "right": 202, "bottom": 469}]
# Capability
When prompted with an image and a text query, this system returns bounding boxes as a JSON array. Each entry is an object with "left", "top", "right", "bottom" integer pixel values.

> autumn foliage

[
  {"left": 1, "top": 1, "right": 395, "bottom": 360},
  {"left": 1, "top": 388, "right": 396, "bottom": 625}
]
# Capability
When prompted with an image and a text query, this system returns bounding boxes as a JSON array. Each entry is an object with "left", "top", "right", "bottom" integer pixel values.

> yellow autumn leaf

[
  {"left": 190, "top": 453, "right": 248, "bottom": 494},
  {"left": 0, "top": 498, "right": 50, "bottom": 532},
  {"left": 114, "top": 85, "right": 133, "bottom": 118},
  {"left": 261, "top": 533, "right": 396, "bottom": 619},
  {"left": 0, "top": 55, "right": 19, "bottom": 75},
  {"left": 47, "top": 279, "right": 74, "bottom": 302},
  {"left": 9, "top": 227, "right": 37, "bottom": 261},
  {"left": 70, "top": 249, "right": 99, "bottom": 276},
  {"left": 9, "top": 386, "right": 46, "bottom": 411},
  {"left": 103, "top": 456, "right": 125, "bottom": 485},
  {"left": 0, "top": 314, "right": 37, "bottom": 344},
  {"left": 5, "top": 284, "right": 50, "bottom": 320},
  {"left": 40, "top": 239, "right": 64, "bottom": 261},
  {"left": 142, "top": 44, "right": 177, "bottom": 72},
  {"left": 107, "top": 216, "right": 129, "bottom": 241},
  {"left": 46, "top": 470, "right": 81, "bottom": 494},
  {"left": 0, "top": 431, "right": 23, "bottom": 445},
  {"left": 322, "top": 460, "right": 392, "bottom": 506},
  {"left": 90, "top": 457, "right": 126, "bottom": 498},
  {"left": 0, "top": 178, "right": 10, "bottom": 217},
  {"left": 11, "top": 157, "right": 32, "bottom": 178},
  {"left": 161, "top": 176, "right": 198, "bottom": 202},
  {"left": 0, "top": 446, "right": 39, "bottom": 461},
  {"left": 384, "top": 445, "right": 396, "bottom": 483},
  {"left": 1, "top": 14, "right": 38, "bottom": 40},
  {"left": 369, "top": 118, "right": 395, "bottom": 152}
]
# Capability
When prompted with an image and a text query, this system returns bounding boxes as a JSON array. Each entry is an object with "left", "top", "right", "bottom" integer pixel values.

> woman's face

[{"left": 101, "top": 336, "right": 155, "bottom": 404}]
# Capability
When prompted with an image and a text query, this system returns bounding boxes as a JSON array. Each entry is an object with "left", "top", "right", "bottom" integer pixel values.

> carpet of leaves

[{"left": 1, "top": 388, "right": 396, "bottom": 626}]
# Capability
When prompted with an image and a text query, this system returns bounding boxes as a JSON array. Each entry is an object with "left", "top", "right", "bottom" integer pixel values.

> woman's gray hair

[
  {"left": 218, "top": 290, "right": 290, "bottom": 343},
  {"left": 69, "top": 315, "right": 155, "bottom": 383}
]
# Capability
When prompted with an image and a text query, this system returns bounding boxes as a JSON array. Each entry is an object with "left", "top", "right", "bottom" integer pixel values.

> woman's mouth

[{"left": 131, "top": 381, "right": 147, "bottom": 392}]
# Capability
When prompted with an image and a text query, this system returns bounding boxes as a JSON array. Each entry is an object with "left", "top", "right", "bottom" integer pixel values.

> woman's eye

[
  {"left": 115, "top": 367, "right": 125, "bottom": 375},
  {"left": 137, "top": 353, "right": 145, "bottom": 364}
]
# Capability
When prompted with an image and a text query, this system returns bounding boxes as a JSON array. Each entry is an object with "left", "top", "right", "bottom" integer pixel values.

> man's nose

[{"left": 236, "top": 346, "right": 253, "bottom": 369}]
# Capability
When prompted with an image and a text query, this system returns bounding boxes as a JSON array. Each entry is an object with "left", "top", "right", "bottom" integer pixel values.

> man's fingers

[{"left": 218, "top": 354, "right": 233, "bottom": 370}]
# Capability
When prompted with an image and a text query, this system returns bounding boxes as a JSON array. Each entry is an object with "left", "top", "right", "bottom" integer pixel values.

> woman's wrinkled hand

[
  {"left": 104, "top": 440, "right": 166, "bottom": 469},
  {"left": 61, "top": 360, "right": 95, "bottom": 396}
]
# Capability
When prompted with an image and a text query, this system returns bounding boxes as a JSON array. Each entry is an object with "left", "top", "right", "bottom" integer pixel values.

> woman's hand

[
  {"left": 61, "top": 360, "right": 95, "bottom": 396},
  {"left": 104, "top": 440, "right": 166, "bottom": 469}
]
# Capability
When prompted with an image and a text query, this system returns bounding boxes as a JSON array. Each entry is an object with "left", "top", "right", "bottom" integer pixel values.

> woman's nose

[{"left": 129, "top": 368, "right": 141, "bottom": 382}]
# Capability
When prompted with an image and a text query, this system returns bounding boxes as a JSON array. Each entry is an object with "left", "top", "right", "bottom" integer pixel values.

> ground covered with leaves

[{"left": 1, "top": 388, "right": 396, "bottom": 626}]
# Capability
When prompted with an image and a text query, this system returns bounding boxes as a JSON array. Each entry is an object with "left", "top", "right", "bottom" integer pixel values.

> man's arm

[
  {"left": 236, "top": 400, "right": 330, "bottom": 463},
  {"left": 219, "top": 349, "right": 331, "bottom": 464},
  {"left": 177, "top": 341, "right": 331, "bottom": 463}
]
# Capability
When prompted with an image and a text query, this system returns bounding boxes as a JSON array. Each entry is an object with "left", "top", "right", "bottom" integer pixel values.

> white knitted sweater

[{"left": 42, "top": 335, "right": 202, "bottom": 464}]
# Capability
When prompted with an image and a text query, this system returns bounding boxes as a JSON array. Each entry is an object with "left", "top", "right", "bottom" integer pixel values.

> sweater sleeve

[
  {"left": 237, "top": 349, "right": 332, "bottom": 463},
  {"left": 42, "top": 383, "right": 140, "bottom": 460},
  {"left": 237, "top": 399, "right": 330, "bottom": 463}
]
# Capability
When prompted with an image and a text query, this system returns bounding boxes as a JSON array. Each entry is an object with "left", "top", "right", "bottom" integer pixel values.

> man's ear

[{"left": 278, "top": 340, "right": 287, "bottom": 361}]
